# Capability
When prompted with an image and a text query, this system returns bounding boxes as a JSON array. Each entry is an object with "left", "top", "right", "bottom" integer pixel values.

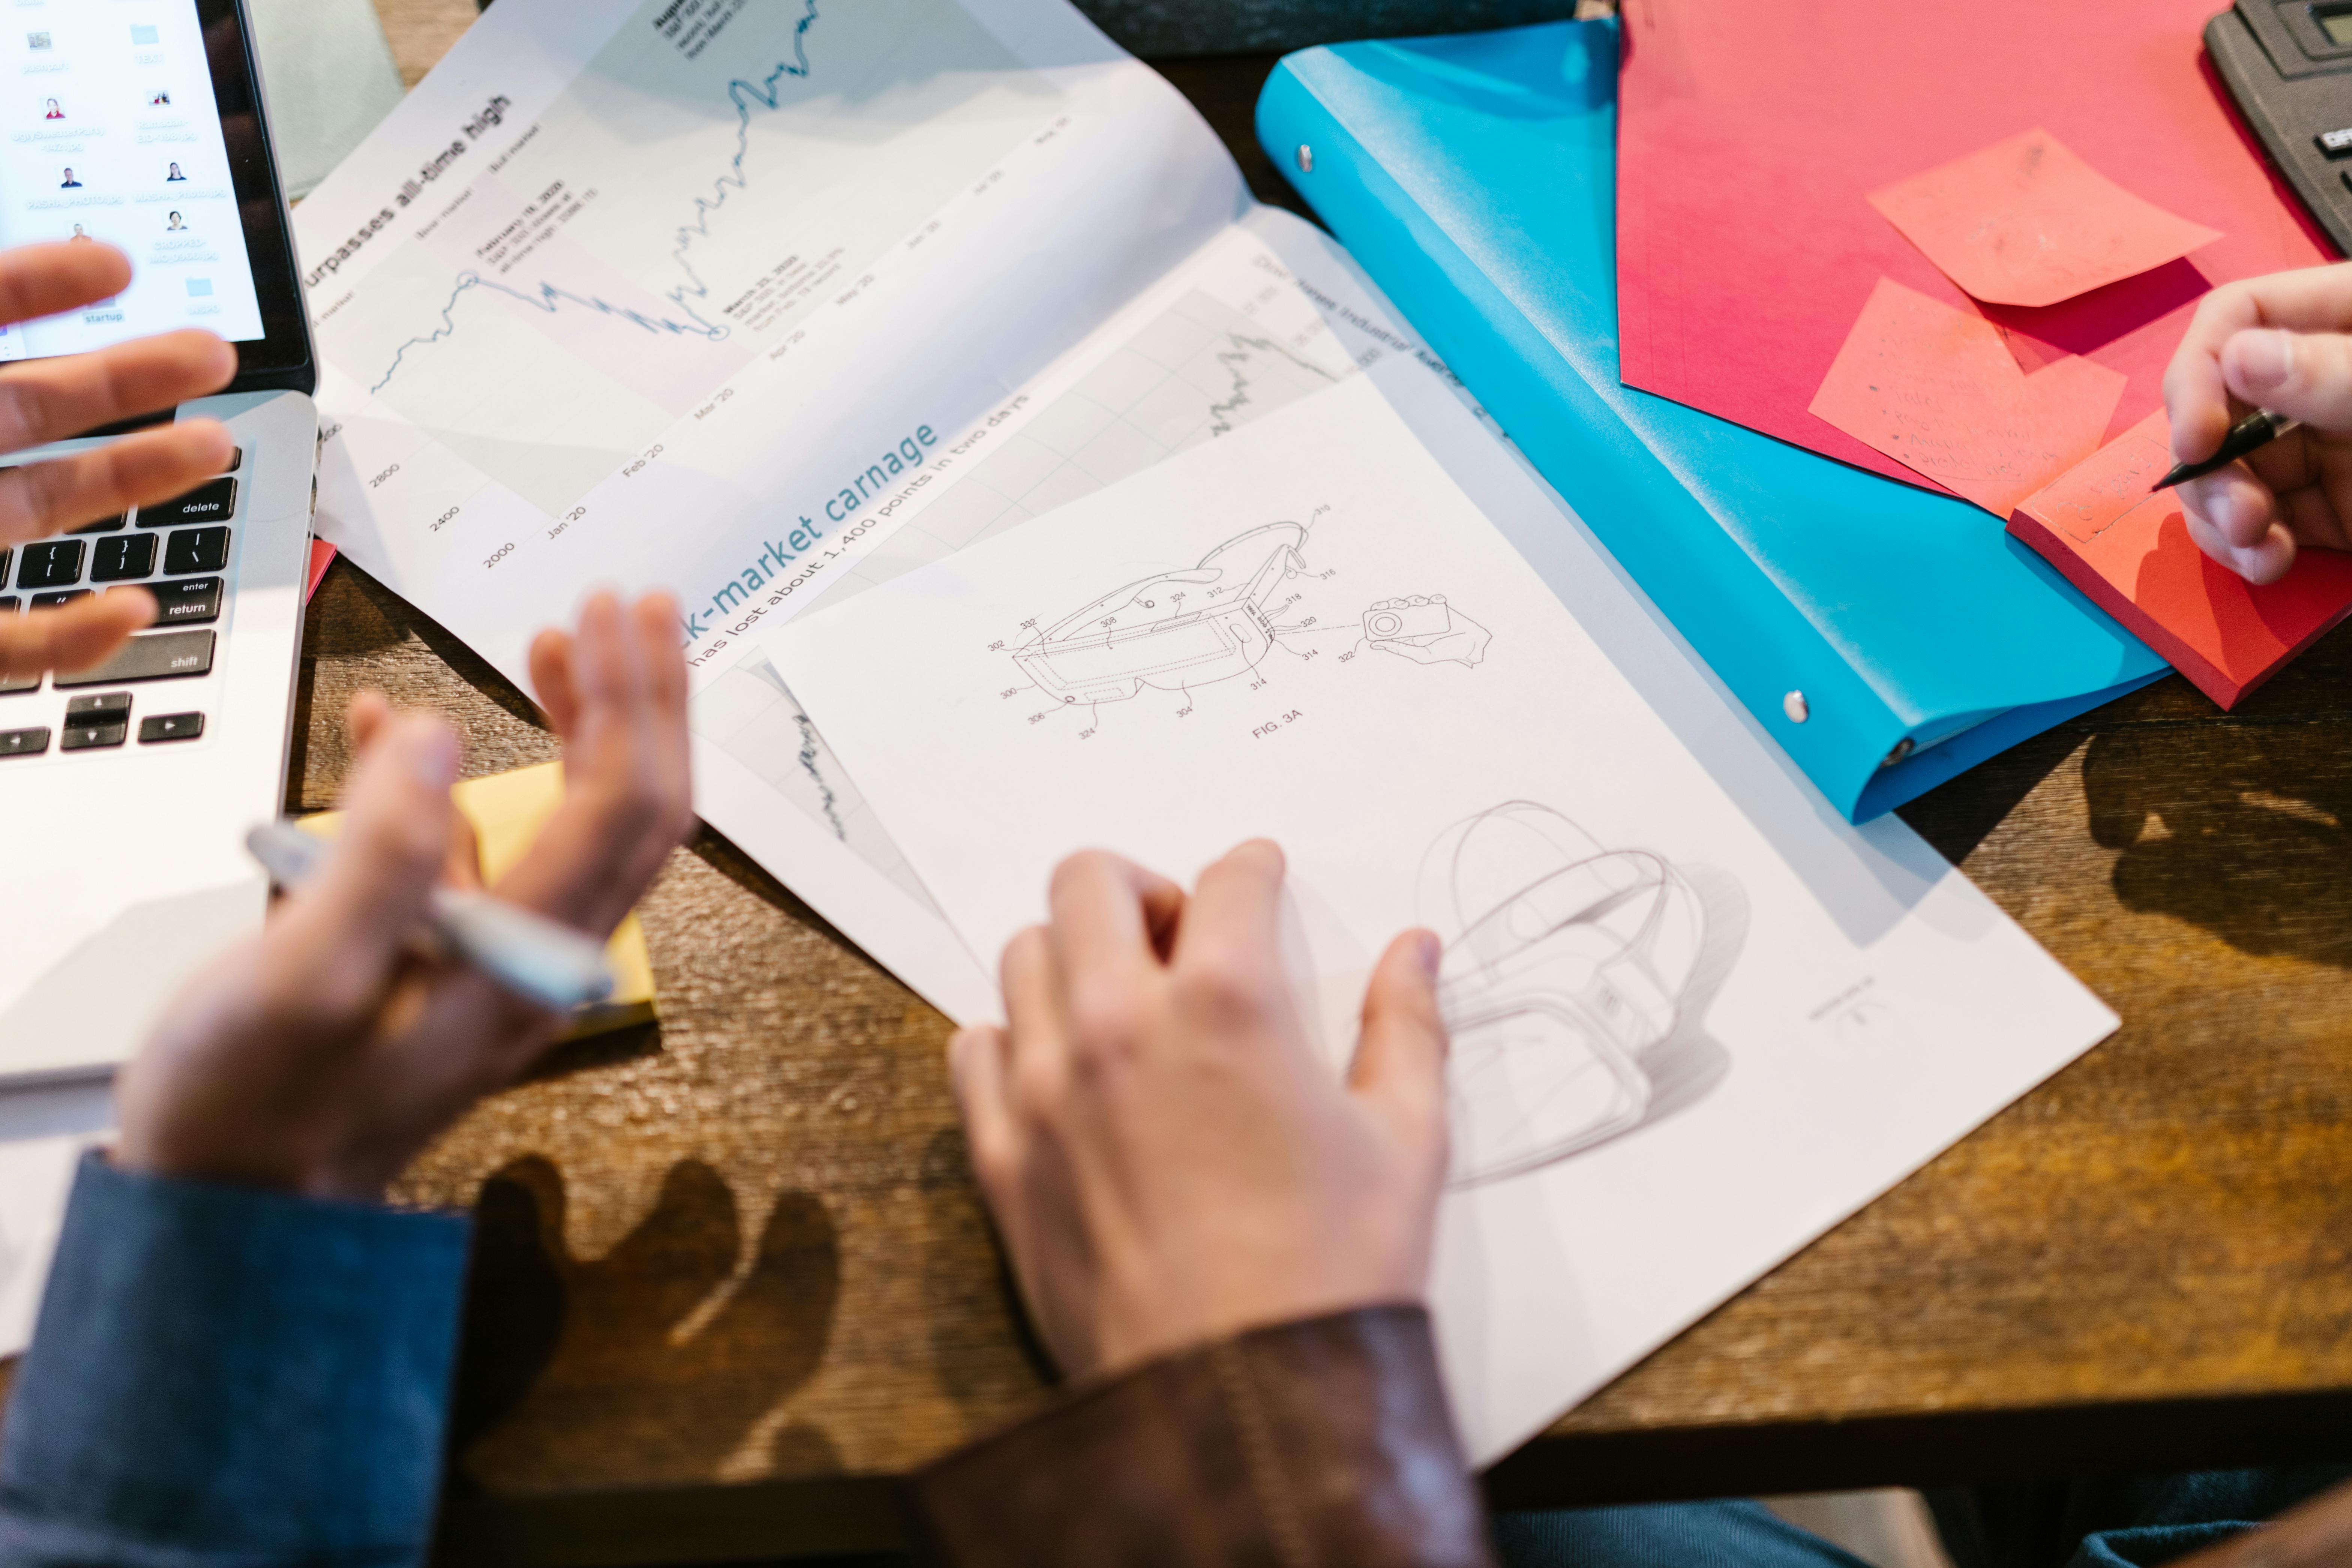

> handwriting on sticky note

[
  {"left": 1868, "top": 129, "right": 2223, "bottom": 309},
  {"left": 2010, "top": 409, "right": 2352, "bottom": 708},
  {"left": 2014, "top": 410, "right": 2177, "bottom": 546},
  {"left": 1807, "top": 277, "right": 2126, "bottom": 517}
]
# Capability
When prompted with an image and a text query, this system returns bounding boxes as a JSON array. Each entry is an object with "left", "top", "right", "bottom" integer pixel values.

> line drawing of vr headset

[
  {"left": 1012, "top": 523, "right": 1307, "bottom": 705},
  {"left": 1420, "top": 803, "right": 1708, "bottom": 1188}
]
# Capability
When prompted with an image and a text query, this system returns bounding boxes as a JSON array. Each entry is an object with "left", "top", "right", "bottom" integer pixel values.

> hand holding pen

[
  {"left": 2160, "top": 261, "right": 2352, "bottom": 586},
  {"left": 113, "top": 591, "right": 693, "bottom": 1202},
  {"left": 244, "top": 821, "right": 616, "bottom": 1013}
]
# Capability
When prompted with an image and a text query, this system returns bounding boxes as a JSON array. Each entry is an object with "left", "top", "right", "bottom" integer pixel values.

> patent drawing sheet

[
  {"left": 762, "top": 373, "right": 2121, "bottom": 1463},
  {"left": 686, "top": 217, "right": 1380, "bottom": 1012},
  {"left": 292, "top": 0, "right": 1245, "bottom": 1015}
]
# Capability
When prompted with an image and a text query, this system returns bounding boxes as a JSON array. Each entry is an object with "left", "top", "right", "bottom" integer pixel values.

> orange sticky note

[
  {"left": 1809, "top": 278, "right": 2126, "bottom": 517},
  {"left": 2009, "top": 410, "right": 2352, "bottom": 708},
  {"left": 1869, "top": 129, "right": 2223, "bottom": 308}
]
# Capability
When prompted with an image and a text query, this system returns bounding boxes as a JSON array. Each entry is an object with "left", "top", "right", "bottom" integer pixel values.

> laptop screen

[{"left": 0, "top": 0, "right": 310, "bottom": 391}]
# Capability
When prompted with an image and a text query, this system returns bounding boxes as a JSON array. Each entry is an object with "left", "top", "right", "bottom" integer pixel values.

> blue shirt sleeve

[{"left": 0, "top": 1152, "right": 471, "bottom": 1568}]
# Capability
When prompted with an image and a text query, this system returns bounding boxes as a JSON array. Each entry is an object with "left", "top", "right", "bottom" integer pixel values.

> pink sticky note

[
  {"left": 1868, "top": 129, "right": 2223, "bottom": 308},
  {"left": 1808, "top": 277, "right": 2127, "bottom": 517}
]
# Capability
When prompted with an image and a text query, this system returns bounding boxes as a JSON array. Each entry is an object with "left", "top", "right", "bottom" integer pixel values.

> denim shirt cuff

[{"left": 0, "top": 1152, "right": 471, "bottom": 1566}]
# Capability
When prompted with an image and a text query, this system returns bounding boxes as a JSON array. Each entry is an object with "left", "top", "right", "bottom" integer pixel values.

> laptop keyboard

[{"left": 0, "top": 446, "right": 244, "bottom": 760}]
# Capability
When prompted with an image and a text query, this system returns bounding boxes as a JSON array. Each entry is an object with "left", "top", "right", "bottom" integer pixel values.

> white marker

[{"left": 244, "top": 821, "right": 614, "bottom": 1013}]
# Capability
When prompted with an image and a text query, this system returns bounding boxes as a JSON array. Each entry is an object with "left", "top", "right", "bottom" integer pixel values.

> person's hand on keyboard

[
  {"left": 110, "top": 590, "right": 693, "bottom": 1200},
  {"left": 947, "top": 840, "right": 1451, "bottom": 1378},
  {"left": 0, "top": 241, "right": 236, "bottom": 679},
  {"left": 2163, "top": 260, "right": 2352, "bottom": 585}
]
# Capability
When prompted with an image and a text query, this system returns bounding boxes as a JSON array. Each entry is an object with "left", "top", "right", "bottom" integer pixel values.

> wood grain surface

[
  {"left": 104, "top": 2, "right": 2352, "bottom": 1556},
  {"left": 372, "top": 0, "right": 482, "bottom": 87}
]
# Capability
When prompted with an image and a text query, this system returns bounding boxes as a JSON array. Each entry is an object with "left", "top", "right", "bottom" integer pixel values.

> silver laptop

[{"left": 0, "top": 0, "right": 317, "bottom": 1080}]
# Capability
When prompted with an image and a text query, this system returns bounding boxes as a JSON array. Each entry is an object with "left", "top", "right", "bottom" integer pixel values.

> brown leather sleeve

[{"left": 914, "top": 1304, "right": 1496, "bottom": 1568}]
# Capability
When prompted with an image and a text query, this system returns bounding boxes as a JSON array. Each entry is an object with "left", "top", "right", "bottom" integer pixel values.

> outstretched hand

[
  {"left": 949, "top": 840, "right": 1451, "bottom": 1379},
  {"left": 0, "top": 242, "right": 238, "bottom": 678},
  {"left": 113, "top": 591, "right": 693, "bottom": 1200},
  {"left": 2162, "top": 261, "right": 2352, "bottom": 584}
]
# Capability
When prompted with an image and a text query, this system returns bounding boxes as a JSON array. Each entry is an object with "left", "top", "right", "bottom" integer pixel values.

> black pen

[{"left": 2150, "top": 408, "right": 2301, "bottom": 492}]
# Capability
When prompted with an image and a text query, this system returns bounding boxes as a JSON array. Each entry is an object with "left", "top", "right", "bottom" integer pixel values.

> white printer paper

[
  {"left": 759, "top": 373, "right": 2120, "bottom": 1463},
  {"left": 293, "top": 0, "right": 1252, "bottom": 1015}
]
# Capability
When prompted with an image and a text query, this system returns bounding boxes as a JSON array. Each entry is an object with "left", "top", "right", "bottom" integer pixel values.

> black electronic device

[
  {"left": 2208, "top": 0, "right": 2352, "bottom": 256},
  {"left": 0, "top": 0, "right": 313, "bottom": 395},
  {"left": 199, "top": 0, "right": 315, "bottom": 393}
]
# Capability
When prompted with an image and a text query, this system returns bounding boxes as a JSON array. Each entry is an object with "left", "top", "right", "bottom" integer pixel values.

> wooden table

[{"left": 249, "top": 5, "right": 2352, "bottom": 1559}]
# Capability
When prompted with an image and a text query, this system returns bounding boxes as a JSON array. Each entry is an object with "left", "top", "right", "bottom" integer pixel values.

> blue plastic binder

[{"left": 1255, "top": 20, "right": 2167, "bottom": 821}]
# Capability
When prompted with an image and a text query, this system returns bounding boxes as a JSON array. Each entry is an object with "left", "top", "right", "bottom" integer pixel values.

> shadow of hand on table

[
  {"left": 2085, "top": 727, "right": 2352, "bottom": 968},
  {"left": 449, "top": 1155, "right": 842, "bottom": 1490},
  {"left": 919, "top": 1126, "right": 1054, "bottom": 1419}
]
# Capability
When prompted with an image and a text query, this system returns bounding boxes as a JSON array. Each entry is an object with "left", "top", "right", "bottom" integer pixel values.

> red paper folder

[
  {"left": 2008, "top": 410, "right": 2352, "bottom": 707},
  {"left": 1617, "top": 0, "right": 2335, "bottom": 499},
  {"left": 305, "top": 537, "right": 336, "bottom": 602}
]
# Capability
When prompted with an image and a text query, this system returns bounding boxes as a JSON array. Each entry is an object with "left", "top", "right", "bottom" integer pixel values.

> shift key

[
  {"left": 54, "top": 630, "right": 213, "bottom": 687},
  {"left": 150, "top": 576, "right": 222, "bottom": 624}
]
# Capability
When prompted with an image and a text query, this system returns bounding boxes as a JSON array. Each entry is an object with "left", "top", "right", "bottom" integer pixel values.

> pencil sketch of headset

[
  {"left": 1419, "top": 803, "right": 1715, "bottom": 1188},
  {"left": 1011, "top": 523, "right": 1309, "bottom": 705}
]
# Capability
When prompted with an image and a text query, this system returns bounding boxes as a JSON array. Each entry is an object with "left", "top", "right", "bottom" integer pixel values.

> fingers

[
  {"left": 2164, "top": 263, "right": 2352, "bottom": 462},
  {"left": 0, "top": 244, "right": 130, "bottom": 327},
  {"left": 0, "top": 330, "right": 234, "bottom": 452},
  {"left": 2178, "top": 459, "right": 2302, "bottom": 584},
  {"left": 343, "top": 693, "right": 482, "bottom": 887},
  {"left": 2184, "top": 504, "right": 2297, "bottom": 586},
  {"left": 635, "top": 590, "right": 688, "bottom": 735},
  {"left": 527, "top": 626, "right": 578, "bottom": 734},
  {"left": 567, "top": 589, "right": 645, "bottom": 731},
  {"left": 1047, "top": 851, "right": 1184, "bottom": 996},
  {"left": 275, "top": 711, "right": 461, "bottom": 1020},
  {"left": 1348, "top": 929, "right": 1450, "bottom": 1164},
  {"left": 0, "top": 419, "right": 234, "bottom": 546},
  {"left": 0, "top": 588, "right": 153, "bottom": 680},
  {"left": 497, "top": 591, "right": 693, "bottom": 935},
  {"left": 527, "top": 625, "right": 579, "bottom": 734},
  {"left": 2278, "top": 474, "right": 2352, "bottom": 555},
  {"left": 1171, "top": 842, "right": 1289, "bottom": 1001},
  {"left": 344, "top": 690, "right": 392, "bottom": 752},
  {"left": 2218, "top": 328, "right": 2352, "bottom": 431},
  {"left": 948, "top": 1025, "right": 1022, "bottom": 1197},
  {"left": 2178, "top": 462, "right": 2278, "bottom": 551},
  {"left": 1001, "top": 922, "right": 1068, "bottom": 1079},
  {"left": 2173, "top": 441, "right": 2352, "bottom": 582}
]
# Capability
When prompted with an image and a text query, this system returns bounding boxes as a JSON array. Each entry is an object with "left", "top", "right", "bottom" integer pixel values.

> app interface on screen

[{"left": 0, "top": 0, "right": 264, "bottom": 362}]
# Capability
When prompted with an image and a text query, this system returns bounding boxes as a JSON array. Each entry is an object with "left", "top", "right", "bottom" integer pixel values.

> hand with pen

[
  {"left": 2163, "top": 260, "right": 2352, "bottom": 585},
  {"left": 111, "top": 590, "right": 693, "bottom": 1200},
  {"left": 0, "top": 242, "right": 240, "bottom": 680}
]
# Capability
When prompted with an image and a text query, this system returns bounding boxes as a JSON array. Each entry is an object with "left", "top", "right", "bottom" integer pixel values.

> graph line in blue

[
  {"left": 665, "top": 0, "right": 822, "bottom": 333},
  {"left": 371, "top": 0, "right": 823, "bottom": 394},
  {"left": 371, "top": 273, "right": 727, "bottom": 394}
]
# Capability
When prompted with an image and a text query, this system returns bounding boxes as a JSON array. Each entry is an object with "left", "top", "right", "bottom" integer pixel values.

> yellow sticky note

[{"left": 299, "top": 761, "right": 657, "bottom": 1040}]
